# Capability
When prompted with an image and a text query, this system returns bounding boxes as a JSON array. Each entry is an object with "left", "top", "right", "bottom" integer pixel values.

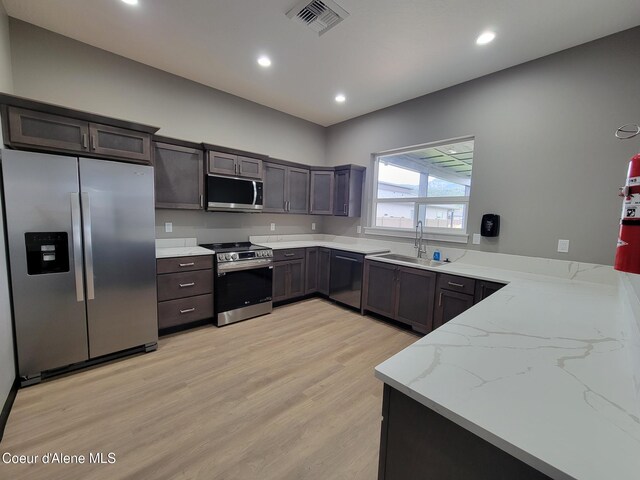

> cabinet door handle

[
  {"left": 81, "top": 133, "right": 88, "bottom": 150},
  {"left": 180, "top": 307, "right": 196, "bottom": 314},
  {"left": 179, "top": 262, "right": 195, "bottom": 267},
  {"left": 200, "top": 194, "right": 204, "bottom": 208},
  {"left": 448, "top": 282, "right": 464, "bottom": 288},
  {"left": 90, "top": 135, "right": 96, "bottom": 151},
  {"left": 480, "top": 284, "right": 485, "bottom": 298},
  {"left": 284, "top": 253, "right": 296, "bottom": 257},
  {"left": 439, "top": 292, "right": 443, "bottom": 306},
  {"left": 344, "top": 203, "right": 347, "bottom": 214},
  {"left": 179, "top": 282, "right": 195, "bottom": 288}
]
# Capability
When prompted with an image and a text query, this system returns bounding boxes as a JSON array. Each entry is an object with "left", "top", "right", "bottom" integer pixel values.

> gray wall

[
  {"left": 155, "top": 211, "right": 322, "bottom": 243},
  {"left": 0, "top": 1, "right": 15, "bottom": 429},
  {"left": 325, "top": 27, "right": 640, "bottom": 265},
  {"left": 9, "top": 19, "right": 327, "bottom": 243}
]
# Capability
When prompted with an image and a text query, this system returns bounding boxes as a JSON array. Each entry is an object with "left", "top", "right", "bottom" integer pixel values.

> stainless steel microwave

[{"left": 206, "top": 174, "right": 264, "bottom": 212}]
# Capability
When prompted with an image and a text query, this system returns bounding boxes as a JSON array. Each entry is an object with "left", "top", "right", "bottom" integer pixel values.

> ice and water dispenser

[{"left": 24, "top": 232, "right": 70, "bottom": 275}]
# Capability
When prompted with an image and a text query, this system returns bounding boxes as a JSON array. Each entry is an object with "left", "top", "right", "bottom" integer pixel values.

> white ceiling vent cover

[{"left": 286, "top": 0, "right": 349, "bottom": 36}]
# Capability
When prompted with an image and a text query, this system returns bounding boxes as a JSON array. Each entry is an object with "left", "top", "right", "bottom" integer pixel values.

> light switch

[
  {"left": 472, "top": 233, "right": 481, "bottom": 245},
  {"left": 164, "top": 222, "right": 173, "bottom": 233},
  {"left": 356, "top": 225, "right": 362, "bottom": 234},
  {"left": 270, "top": 223, "right": 276, "bottom": 231},
  {"left": 312, "top": 222, "right": 316, "bottom": 231},
  {"left": 557, "top": 239, "right": 570, "bottom": 253}
]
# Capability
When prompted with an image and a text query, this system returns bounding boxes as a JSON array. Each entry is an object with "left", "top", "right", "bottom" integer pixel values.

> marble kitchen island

[{"left": 373, "top": 257, "right": 640, "bottom": 480}]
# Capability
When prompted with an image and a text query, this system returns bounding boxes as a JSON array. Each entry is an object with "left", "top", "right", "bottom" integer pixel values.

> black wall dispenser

[{"left": 481, "top": 214, "right": 500, "bottom": 237}]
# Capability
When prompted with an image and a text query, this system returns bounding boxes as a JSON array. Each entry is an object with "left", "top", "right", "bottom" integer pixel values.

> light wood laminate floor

[{"left": 1, "top": 299, "right": 417, "bottom": 480}]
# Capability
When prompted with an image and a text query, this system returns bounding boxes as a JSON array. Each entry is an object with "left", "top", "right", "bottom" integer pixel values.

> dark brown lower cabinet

[
  {"left": 378, "top": 384, "right": 551, "bottom": 480},
  {"left": 156, "top": 256, "right": 214, "bottom": 331},
  {"left": 305, "top": 247, "right": 319, "bottom": 294},
  {"left": 474, "top": 279, "right": 505, "bottom": 303},
  {"left": 273, "top": 258, "right": 306, "bottom": 303},
  {"left": 362, "top": 260, "right": 436, "bottom": 334},
  {"left": 433, "top": 288, "right": 475, "bottom": 330},
  {"left": 317, "top": 248, "right": 331, "bottom": 295}
]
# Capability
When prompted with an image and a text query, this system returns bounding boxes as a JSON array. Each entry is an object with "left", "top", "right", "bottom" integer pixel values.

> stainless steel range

[{"left": 200, "top": 242, "right": 273, "bottom": 326}]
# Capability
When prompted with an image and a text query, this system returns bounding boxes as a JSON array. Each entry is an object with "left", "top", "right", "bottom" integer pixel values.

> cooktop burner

[{"left": 199, "top": 242, "right": 270, "bottom": 253}]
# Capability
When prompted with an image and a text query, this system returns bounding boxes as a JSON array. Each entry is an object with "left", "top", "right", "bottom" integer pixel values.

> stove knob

[
  {"left": 224, "top": 253, "right": 231, "bottom": 260},
  {"left": 231, "top": 253, "right": 239, "bottom": 261},
  {"left": 258, "top": 251, "right": 264, "bottom": 257},
  {"left": 217, "top": 254, "right": 224, "bottom": 261}
]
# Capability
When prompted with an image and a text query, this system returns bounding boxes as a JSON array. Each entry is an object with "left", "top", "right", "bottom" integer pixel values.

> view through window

[{"left": 373, "top": 138, "right": 473, "bottom": 233}]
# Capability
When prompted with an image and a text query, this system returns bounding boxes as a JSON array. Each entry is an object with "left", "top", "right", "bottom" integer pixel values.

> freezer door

[
  {"left": 79, "top": 158, "right": 158, "bottom": 358},
  {"left": 1, "top": 150, "right": 89, "bottom": 377}
]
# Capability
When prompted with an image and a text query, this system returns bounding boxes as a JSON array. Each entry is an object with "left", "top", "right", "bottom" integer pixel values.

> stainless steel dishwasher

[{"left": 329, "top": 250, "right": 364, "bottom": 309}]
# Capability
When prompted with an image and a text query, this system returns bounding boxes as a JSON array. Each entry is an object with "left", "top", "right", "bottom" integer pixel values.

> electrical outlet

[
  {"left": 270, "top": 223, "right": 276, "bottom": 232},
  {"left": 311, "top": 222, "right": 316, "bottom": 231},
  {"left": 472, "top": 233, "right": 481, "bottom": 245},
  {"left": 356, "top": 225, "right": 362, "bottom": 234},
  {"left": 557, "top": 239, "right": 570, "bottom": 253},
  {"left": 164, "top": 222, "right": 173, "bottom": 233}
]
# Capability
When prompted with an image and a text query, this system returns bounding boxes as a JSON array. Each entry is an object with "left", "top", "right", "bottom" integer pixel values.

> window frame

[{"left": 366, "top": 136, "right": 473, "bottom": 243}]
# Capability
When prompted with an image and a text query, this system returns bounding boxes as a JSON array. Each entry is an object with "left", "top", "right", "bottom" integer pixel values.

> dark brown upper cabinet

[
  {"left": 7, "top": 107, "right": 90, "bottom": 153},
  {"left": 89, "top": 122, "right": 151, "bottom": 164},
  {"left": 263, "top": 161, "right": 309, "bottom": 214},
  {"left": 5, "top": 106, "right": 153, "bottom": 164},
  {"left": 206, "top": 150, "right": 263, "bottom": 179},
  {"left": 310, "top": 170, "right": 334, "bottom": 215},
  {"left": 153, "top": 139, "right": 204, "bottom": 210},
  {"left": 334, "top": 165, "right": 365, "bottom": 217}
]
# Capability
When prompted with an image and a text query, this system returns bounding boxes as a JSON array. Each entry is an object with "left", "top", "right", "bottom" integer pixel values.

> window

[{"left": 371, "top": 138, "right": 473, "bottom": 239}]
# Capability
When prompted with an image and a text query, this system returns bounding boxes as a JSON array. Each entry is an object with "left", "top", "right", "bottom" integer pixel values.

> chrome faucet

[{"left": 415, "top": 221, "right": 427, "bottom": 258}]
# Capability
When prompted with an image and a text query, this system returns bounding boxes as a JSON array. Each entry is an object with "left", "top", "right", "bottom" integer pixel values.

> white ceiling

[{"left": 3, "top": 0, "right": 640, "bottom": 126}]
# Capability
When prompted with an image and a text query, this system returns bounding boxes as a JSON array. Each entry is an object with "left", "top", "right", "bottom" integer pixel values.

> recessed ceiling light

[
  {"left": 257, "top": 56, "right": 272, "bottom": 68},
  {"left": 448, "top": 149, "right": 457, "bottom": 154},
  {"left": 476, "top": 31, "right": 496, "bottom": 45},
  {"left": 335, "top": 94, "right": 346, "bottom": 103},
  {"left": 121, "top": 0, "right": 138, "bottom": 5}
]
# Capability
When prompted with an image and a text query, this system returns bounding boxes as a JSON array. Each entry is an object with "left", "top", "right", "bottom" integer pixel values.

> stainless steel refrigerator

[{"left": 1, "top": 149, "right": 158, "bottom": 385}]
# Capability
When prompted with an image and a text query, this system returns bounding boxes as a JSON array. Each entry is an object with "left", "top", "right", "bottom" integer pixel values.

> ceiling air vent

[{"left": 286, "top": 0, "right": 349, "bottom": 36}]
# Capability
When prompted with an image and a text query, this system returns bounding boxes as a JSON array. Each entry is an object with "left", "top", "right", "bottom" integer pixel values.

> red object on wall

[{"left": 615, "top": 153, "right": 640, "bottom": 273}]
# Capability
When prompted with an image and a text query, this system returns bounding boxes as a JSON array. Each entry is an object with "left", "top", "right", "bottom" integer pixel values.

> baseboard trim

[{"left": 0, "top": 378, "right": 18, "bottom": 443}]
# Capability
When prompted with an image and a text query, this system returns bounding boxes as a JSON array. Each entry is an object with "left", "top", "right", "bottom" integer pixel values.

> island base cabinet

[{"left": 378, "top": 385, "right": 551, "bottom": 480}]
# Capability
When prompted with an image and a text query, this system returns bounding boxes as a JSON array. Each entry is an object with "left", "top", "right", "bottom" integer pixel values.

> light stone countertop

[
  {"left": 155, "top": 238, "right": 215, "bottom": 259},
  {"left": 253, "top": 240, "right": 390, "bottom": 255},
  {"left": 155, "top": 246, "right": 215, "bottom": 259},
  {"left": 369, "top": 253, "right": 640, "bottom": 480}
]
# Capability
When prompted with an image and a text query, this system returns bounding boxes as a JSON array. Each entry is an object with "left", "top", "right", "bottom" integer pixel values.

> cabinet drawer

[
  {"left": 273, "top": 248, "right": 306, "bottom": 262},
  {"left": 158, "top": 294, "right": 213, "bottom": 329},
  {"left": 437, "top": 273, "right": 476, "bottom": 295},
  {"left": 157, "top": 255, "right": 213, "bottom": 274},
  {"left": 157, "top": 270, "right": 213, "bottom": 301}
]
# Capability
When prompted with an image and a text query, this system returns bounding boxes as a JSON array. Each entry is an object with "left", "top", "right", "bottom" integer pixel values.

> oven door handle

[
  {"left": 252, "top": 181, "right": 257, "bottom": 206},
  {"left": 217, "top": 260, "right": 273, "bottom": 274}
]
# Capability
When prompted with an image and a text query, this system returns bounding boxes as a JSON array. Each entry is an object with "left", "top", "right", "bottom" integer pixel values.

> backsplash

[{"left": 155, "top": 209, "right": 324, "bottom": 244}]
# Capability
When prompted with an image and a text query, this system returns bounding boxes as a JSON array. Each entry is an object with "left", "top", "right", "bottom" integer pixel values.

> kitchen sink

[{"left": 374, "top": 253, "right": 446, "bottom": 268}]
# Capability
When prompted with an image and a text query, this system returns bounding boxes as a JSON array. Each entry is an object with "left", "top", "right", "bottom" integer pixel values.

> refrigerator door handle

[
  {"left": 70, "top": 193, "right": 85, "bottom": 302},
  {"left": 81, "top": 192, "right": 96, "bottom": 300}
]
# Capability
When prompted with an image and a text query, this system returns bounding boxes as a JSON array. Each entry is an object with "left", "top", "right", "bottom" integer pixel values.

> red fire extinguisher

[{"left": 614, "top": 124, "right": 640, "bottom": 273}]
